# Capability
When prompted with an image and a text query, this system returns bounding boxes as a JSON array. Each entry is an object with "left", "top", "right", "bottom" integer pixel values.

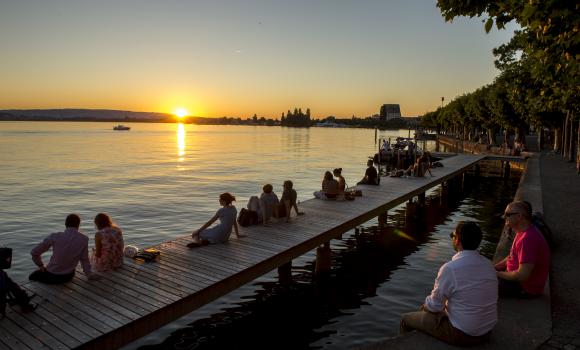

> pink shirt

[{"left": 507, "top": 225, "right": 550, "bottom": 295}]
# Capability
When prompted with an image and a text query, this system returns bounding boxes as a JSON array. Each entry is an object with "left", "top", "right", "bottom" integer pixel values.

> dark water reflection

[{"left": 135, "top": 176, "right": 518, "bottom": 350}]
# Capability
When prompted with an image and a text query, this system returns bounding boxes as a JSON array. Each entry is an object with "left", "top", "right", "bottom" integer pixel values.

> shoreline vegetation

[{"left": 0, "top": 109, "right": 420, "bottom": 130}]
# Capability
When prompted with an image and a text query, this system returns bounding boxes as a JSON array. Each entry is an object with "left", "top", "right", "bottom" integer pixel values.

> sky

[{"left": 0, "top": 0, "right": 517, "bottom": 118}]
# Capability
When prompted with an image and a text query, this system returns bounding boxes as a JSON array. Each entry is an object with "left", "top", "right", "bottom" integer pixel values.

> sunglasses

[{"left": 503, "top": 212, "right": 520, "bottom": 219}]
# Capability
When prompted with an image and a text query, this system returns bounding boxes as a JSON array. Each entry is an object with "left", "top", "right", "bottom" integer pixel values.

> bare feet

[{"left": 187, "top": 239, "right": 209, "bottom": 248}]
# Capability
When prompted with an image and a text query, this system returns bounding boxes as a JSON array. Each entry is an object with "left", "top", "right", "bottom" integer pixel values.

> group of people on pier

[
  {"left": 400, "top": 200, "right": 550, "bottom": 346},
  {"left": 2, "top": 164, "right": 551, "bottom": 349}
]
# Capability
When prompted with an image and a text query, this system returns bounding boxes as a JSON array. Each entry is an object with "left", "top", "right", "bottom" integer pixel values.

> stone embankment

[{"left": 362, "top": 147, "right": 556, "bottom": 349}]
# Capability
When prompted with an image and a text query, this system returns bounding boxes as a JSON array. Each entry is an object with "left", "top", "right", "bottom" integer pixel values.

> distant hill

[{"left": 0, "top": 109, "right": 174, "bottom": 122}]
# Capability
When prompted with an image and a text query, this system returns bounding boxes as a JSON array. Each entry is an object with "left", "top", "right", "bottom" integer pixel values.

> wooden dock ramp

[{"left": 0, "top": 154, "right": 495, "bottom": 349}]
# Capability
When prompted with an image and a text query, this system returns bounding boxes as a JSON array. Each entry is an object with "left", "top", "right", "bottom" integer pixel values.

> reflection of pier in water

[{"left": 1, "top": 154, "right": 525, "bottom": 349}]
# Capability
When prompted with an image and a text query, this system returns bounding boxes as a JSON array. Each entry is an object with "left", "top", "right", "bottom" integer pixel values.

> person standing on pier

[
  {"left": 400, "top": 221, "right": 498, "bottom": 346},
  {"left": 188, "top": 192, "right": 242, "bottom": 247},
  {"left": 29, "top": 214, "right": 97, "bottom": 284},
  {"left": 495, "top": 201, "right": 550, "bottom": 297}
]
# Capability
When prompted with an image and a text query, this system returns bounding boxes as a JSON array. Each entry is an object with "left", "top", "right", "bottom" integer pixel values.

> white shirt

[{"left": 424, "top": 250, "right": 498, "bottom": 336}]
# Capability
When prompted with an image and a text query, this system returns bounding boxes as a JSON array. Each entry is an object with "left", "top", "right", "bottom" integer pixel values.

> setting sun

[{"left": 175, "top": 108, "right": 188, "bottom": 118}]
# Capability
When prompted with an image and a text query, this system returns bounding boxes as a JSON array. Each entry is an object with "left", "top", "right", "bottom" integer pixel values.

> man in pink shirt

[
  {"left": 495, "top": 201, "right": 550, "bottom": 296},
  {"left": 29, "top": 214, "right": 97, "bottom": 284}
]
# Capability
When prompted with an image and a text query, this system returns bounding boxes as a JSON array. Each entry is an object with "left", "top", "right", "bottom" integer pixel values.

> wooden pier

[{"left": 0, "top": 154, "right": 507, "bottom": 350}]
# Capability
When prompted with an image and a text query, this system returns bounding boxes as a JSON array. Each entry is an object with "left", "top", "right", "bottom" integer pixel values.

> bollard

[
  {"left": 315, "top": 242, "right": 332, "bottom": 276},
  {"left": 278, "top": 261, "right": 292, "bottom": 284}
]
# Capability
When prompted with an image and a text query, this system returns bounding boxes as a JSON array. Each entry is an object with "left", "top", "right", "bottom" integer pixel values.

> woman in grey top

[{"left": 188, "top": 192, "right": 242, "bottom": 247}]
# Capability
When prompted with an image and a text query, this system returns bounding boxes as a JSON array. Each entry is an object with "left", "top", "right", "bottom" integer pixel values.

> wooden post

[
  {"left": 278, "top": 261, "right": 292, "bottom": 284},
  {"left": 474, "top": 164, "right": 481, "bottom": 178},
  {"left": 315, "top": 242, "right": 332, "bottom": 276},
  {"left": 406, "top": 198, "right": 416, "bottom": 225},
  {"left": 503, "top": 161, "right": 510, "bottom": 179},
  {"left": 378, "top": 211, "right": 388, "bottom": 231},
  {"left": 440, "top": 182, "right": 449, "bottom": 207},
  {"left": 417, "top": 192, "right": 426, "bottom": 208}
]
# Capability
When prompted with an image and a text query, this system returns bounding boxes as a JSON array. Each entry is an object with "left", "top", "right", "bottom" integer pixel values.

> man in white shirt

[{"left": 400, "top": 221, "right": 498, "bottom": 346}]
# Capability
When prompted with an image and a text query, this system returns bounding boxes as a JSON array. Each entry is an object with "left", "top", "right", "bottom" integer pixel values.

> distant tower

[{"left": 379, "top": 104, "right": 401, "bottom": 121}]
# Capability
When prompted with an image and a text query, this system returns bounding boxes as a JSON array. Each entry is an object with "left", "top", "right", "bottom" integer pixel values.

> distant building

[{"left": 379, "top": 104, "right": 401, "bottom": 121}]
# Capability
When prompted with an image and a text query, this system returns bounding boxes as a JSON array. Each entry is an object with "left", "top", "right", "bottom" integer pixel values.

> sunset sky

[{"left": 0, "top": 1, "right": 516, "bottom": 118}]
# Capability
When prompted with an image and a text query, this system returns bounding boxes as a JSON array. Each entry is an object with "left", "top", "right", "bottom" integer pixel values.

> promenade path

[
  {"left": 538, "top": 153, "right": 580, "bottom": 350},
  {"left": 0, "top": 154, "right": 486, "bottom": 350}
]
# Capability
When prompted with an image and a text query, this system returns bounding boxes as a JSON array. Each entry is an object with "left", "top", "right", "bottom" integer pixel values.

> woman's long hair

[{"left": 94, "top": 213, "right": 113, "bottom": 230}]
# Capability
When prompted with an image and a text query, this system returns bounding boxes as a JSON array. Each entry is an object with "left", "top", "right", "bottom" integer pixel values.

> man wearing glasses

[
  {"left": 495, "top": 201, "right": 550, "bottom": 297},
  {"left": 400, "top": 221, "right": 498, "bottom": 346}
]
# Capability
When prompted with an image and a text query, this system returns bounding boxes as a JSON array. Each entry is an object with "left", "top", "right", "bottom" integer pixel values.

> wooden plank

[
  {"left": 25, "top": 282, "right": 124, "bottom": 330},
  {"left": 0, "top": 316, "right": 49, "bottom": 350},
  {"left": 2, "top": 309, "right": 71, "bottom": 349},
  {"left": 0, "top": 319, "right": 32, "bottom": 350}
]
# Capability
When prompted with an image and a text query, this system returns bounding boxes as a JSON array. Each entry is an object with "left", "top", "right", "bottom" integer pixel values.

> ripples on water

[
  {"left": 0, "top": 122, "right": 518, "bottom": 349},
  {"left": 0, "top": 121, "right": 416, "bottom": 281}
]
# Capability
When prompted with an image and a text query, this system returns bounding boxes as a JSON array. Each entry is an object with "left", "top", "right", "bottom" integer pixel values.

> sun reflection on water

[{"left": 177, "top": 123, "right": 185, "bottom": 159}]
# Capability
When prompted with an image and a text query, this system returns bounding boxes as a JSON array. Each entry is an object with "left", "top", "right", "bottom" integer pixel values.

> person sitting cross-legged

[{"left": 400, "top": 221, "right": 498, "bottom": 346}]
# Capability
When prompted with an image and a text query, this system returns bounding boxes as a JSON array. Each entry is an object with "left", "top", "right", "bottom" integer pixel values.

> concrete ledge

[{"left": 361, "top": 155, "right": 552, "bottom": 350}]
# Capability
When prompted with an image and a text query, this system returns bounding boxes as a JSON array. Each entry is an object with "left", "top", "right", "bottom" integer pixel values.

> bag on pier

[{"left": 238, "top": 208, "right": 259, "bottom": 227}]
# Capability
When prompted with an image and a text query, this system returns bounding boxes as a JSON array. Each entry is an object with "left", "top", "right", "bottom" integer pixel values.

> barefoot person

[
  {"left": 188, "top": 192, "right": 243, "bottom": 247},
  {"left": 400, "top": 222, "right": 498, "bottom": 346},
  {"left": 281, "top": 180, "right": 304, "bottom": 222}
]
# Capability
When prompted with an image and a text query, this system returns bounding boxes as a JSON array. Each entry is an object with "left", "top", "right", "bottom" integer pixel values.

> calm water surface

[
  {"left": 0, "top": 122, "right": 516, "bottom": 349},
  {"left": 1, "top": 121, "right": 417, "bottom": 281}
]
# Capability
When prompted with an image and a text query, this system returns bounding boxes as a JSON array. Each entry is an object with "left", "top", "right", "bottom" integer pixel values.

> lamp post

[{"left": 441, "top": 96, "right": 444, "bottom": 109}]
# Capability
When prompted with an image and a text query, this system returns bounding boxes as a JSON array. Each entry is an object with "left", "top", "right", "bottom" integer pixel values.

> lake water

[{"left": 0, "top": 121, "right": 517, "bottom": 349}]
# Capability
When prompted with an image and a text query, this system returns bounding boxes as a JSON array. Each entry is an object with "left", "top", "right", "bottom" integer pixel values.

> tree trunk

[
  {"left": 554, "top": 128, "right": 561, "bottom": 152},
  {"left": 487, "top": 128, "right": 495, "bottom": 145},
  {"left": 577, "top": 120, "right": 580, "bottom": 173},
  {"left": 563, "top": 112, "right": 569, "bottom": 158},
  {"left": 537, "top": 125, "right": 543, "bottom": 151},
  {"left": 569, "top": 117, "right": 575, "bottom": 162}
]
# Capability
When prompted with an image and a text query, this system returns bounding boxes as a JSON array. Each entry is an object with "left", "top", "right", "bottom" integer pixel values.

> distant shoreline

[{"left": 0, "top": 118, "right": 416, "bottom": 130}]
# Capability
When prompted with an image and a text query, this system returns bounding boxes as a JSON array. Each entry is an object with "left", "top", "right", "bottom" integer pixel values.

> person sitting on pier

[
  {"left": 30, "top": 214, "right": 98, "bottom": 284},
  {"left": 188, "top": 192, "right": 242, "bottom": 248},
  {"left": 495, "top": 201, "right": 550, "bottom": 297},
  {"left": 357, "top": 159, "right": 379, "bottom": 185},
  {"left": 259, "top": 184, "right": 280, "bottom": 225},
  {"left": 333, "top": 168, "right": 346, "bottom": 193},
  {"left": 281, "top": 180, "right": 304, "bottom": 223},
  {"left": 404, "top": 153, "right": 434, "bottom": 177},
  {"left": 91, "top": 213, "right": 124, "bottom": 272},
  {"left": 314, "top": 171, "right": 340, "bottom": 199},
  {"left": 400, "top": 221, "right": 498, "bottom": 346}
]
